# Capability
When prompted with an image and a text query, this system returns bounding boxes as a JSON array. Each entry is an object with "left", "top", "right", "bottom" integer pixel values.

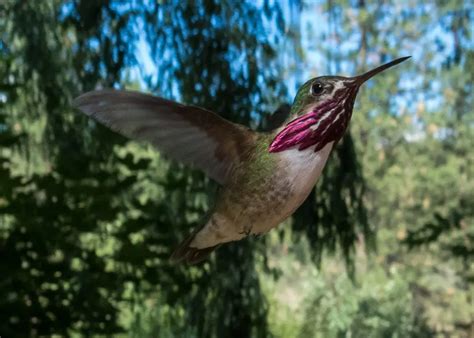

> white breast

[{"left": 278, "top": 141, "right": 334, "bottom": 198}]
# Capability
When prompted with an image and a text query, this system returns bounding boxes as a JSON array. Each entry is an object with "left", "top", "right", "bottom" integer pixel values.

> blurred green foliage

[{"left": 0, "top": 0, "right": 473, "bottom": 337}]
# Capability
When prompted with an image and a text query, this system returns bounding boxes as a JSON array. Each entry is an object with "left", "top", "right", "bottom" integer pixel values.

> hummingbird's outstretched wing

[{"left": 74, "top": 90, "right": 256, "bottom": 184}]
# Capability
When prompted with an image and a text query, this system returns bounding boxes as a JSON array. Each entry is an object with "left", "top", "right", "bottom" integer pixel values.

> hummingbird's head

[{"left": 269, "top": 56, "right": 410, "bottom": 153}]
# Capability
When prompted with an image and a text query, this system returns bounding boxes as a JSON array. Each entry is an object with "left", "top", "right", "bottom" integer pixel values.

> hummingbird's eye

[{"left": 311, "top": 82, "right": 324, "bottom": 96}]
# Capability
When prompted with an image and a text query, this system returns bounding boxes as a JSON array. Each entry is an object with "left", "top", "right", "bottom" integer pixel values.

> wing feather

[{"left": 74, "top": 89, "right": 256, "bottom": 184}]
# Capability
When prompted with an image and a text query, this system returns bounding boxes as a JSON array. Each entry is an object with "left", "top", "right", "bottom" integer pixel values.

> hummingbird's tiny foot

[{"left": 239, "top": 226, "right": 252, "bottom": 236}]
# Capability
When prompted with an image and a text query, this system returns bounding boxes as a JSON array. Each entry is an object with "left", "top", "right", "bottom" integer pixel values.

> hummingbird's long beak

[{"left": 354, "top": 56, "right": 411, "bottom": 85}]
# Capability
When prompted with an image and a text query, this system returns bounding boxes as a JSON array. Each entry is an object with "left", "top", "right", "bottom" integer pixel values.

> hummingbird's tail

[{"left": 170, "top": 229, "right": 220, "bottom": 264}]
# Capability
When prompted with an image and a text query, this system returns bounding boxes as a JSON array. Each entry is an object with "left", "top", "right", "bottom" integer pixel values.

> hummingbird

[{"left": 74, "top": 56, "right": 410, "bottom": 264}]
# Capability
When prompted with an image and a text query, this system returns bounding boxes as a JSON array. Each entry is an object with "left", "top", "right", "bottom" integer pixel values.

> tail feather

[{"left": 170, "top": 231, "right": 219, "bottom": 264}]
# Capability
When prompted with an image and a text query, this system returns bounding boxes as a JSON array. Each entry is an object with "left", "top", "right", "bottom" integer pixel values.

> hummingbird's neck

[{"left": 269, "top": 87, "right": 357, "bottom": 153}]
